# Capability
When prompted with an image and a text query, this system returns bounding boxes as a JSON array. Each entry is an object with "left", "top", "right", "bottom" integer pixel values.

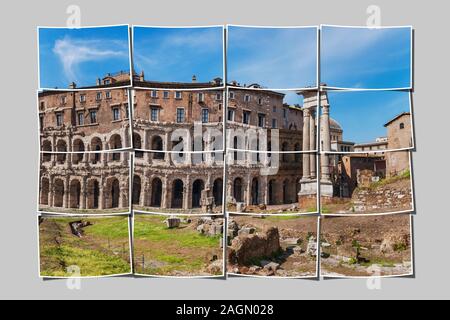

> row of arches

[
  {"left": 41, "top": 134, "right": 124, "bottom": 164},
  {"left": 132, "top": 176, "right": 223, "bottom": 209},
  {"left": 40, "top": 176, "right": 125, "bottom": 210}
]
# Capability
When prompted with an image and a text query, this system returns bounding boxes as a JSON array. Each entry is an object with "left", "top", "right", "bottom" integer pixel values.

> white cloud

[{"left": 53, "top": 36, "right": 127, "bottom": 82}]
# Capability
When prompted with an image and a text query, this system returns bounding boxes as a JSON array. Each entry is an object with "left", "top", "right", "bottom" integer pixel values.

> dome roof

[{"left": 329, "top": 118, "right": 342, "bottom": 130}]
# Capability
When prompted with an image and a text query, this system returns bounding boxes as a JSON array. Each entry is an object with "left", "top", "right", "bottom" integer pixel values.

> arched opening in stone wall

[
  {"left": 40, "top": 177, "right": 49, "bottom": 205},
  {"left": 151, "top": 136, "right": 164, "bottom": 160},
  {"left": 151, "top": 178, "right": 162, "bottom": 207},
  {"left": 133, "top": 133, "right": 143, "bottom": 158},
  {"left": 171, "top": 179, "right": 183, "bottom": 208},
  {"left": 91, "top": 137, "right": 102, "bottom": 164},
  {"left": 87, "top": 179, "right": 100, "bottom": 209},
  {"left": 53, "top": 178, "right": 64, "bottom": 207},
  {"left": 233, "top": 178, "right": 243, "bottom": 203},
  {"left": 110, "top": 134, "right": 122, "bottom": 161},
  {"left": 56, "top": 140, "right": 67, "bottom": 164},
  {"left": 42, "top": 140, "right": 52, "bottom": 162},
  {"left": 69, "top": 179, "right": 81, "bottom": 208},
  {"left": 132, "top": 175, "right": 141, "bottom": 205},
  {"left": 105, "top": 178, "right": 120, "bottom": 208},
  {"left": 282, "top": 142, "right": 289, "bottom": 162},
  {"left": 283, "top": 179, "right": 289, "bottom": 204},
  {"left": 192, "top": 179, "right": 205, "bottom": 208},
  {"left": 295, "top": 143, "right": 301, "bottom": 162},
  {"left": 268, "top": 179, "right": 275, "bottom": 205},
  {"left": 72, "top": 139, "right": 85, "bottom": 164},
  {"left": 213, "top": 178, "right": 223, "bottom": 206},
  {"left": 251, "top": 177, "right": 259, "bottom": 205}
]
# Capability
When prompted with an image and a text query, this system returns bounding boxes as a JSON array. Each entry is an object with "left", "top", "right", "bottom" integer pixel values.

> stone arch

[
  {"left": 69, "top": 179, "right": 81, "bottom": 208},
  {"left": 56, "top": 140, "right": 67, "bottom": 164},
  {"left": 132, "top": 175, "right": 141, "bottom": 205},
  {"left": 268, "top": 179, "right": 276, "bottom": 205},
  {"left": 86, "top": 179, "right": 100, "bottom": 209},
  {"left": 150, "top": 177, "right": 163, "bottom": 207},
  {"left": 251, "top": 177, "right": 259, "bottom": 205},
  {"left": 151, "top": 135, "right": 164, "bottom": 160},
  {"left": 213, "top": 178, "right": 223, "bottom": 206},
  {"left": 281, "top": 142, "right": 289, "bottom": 162},
  {"left": 90, "top": 137, "right": 102, "bottom": 164},
  {"left": 133, "top": 133, "right": 143, "bottom": 158},
  {"left": 283, "top": 179, "right": 290, "bottom": 204},
  {"left": 42, "top": 140, "right": 52, "bottom": 162},
  {"left": 233, "top": 177, "right": 243, "bottom": 203},
  {"left": 40, "top": 177, "right": 50, "bottom": 205},
  {"left": 53, "top": 178, "right": 64, "bottom": 207},
  {"left": 105, "top": 177, "right": 120, "bottom": 208},
  {"left": 294, "top": 143, "right": 301, "bottom": 162},
  {"left": 110, "top": 134, "right": 122, "bottom": 161},
  {"left": 72, "top": 139, "right": 85, "bottom": 164},
  {"left": 192, "top": 179, "right": 205, "bottom": 208},
  {"left": 171, "top": 179, "right": 184, "bottom": 208}
]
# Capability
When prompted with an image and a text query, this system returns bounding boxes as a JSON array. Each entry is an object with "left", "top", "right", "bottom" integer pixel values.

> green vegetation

[
  {"left": 365, "top": 169, "right": 411, "bottom": 190},
  {"left": 393, "top": 242, "right": 408, "bottom": 252}
]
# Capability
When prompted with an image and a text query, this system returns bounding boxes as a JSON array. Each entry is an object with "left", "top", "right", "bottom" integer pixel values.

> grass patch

[{"left": 87, "top": 217, "right": 130, "bottom": 239}]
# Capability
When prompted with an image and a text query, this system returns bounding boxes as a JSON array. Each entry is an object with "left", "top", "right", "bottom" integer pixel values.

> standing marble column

[
  {"left": 302, "top": 108, "right": 311, "bottom": 180},
  {"left": 309, "top": 108, "right": 316, "bottom": 178},
  {"left": 321, "top": 104, "right": 331, "bottom": 182}
]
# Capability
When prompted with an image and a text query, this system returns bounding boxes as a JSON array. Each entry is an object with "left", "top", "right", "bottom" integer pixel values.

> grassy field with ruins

[
  {"left": 320, "top": 215, "right": 412, "bottom": 277},
  {"left": 39, "top": 217, "right": 131, "bottom": 277},
  {"left": 133, "top": 215, "right": 224, "bottom": 277}
]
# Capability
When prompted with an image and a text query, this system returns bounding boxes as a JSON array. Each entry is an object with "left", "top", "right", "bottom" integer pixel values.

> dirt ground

[
  {"left": 320, "top": 214, "right": 412, "bottom": 277},
  {"left": 228, "top": 215, "right": 319, "bottom": 277}
]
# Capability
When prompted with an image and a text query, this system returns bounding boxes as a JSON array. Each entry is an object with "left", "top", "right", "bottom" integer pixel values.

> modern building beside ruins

[{"left": 37, "top": 72, "right": 413, "bottom": 214}]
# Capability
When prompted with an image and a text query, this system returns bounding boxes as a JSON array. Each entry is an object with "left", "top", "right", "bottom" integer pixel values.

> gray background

[{"left": 0, "top": 0, "right": 447, "bottom": 300}]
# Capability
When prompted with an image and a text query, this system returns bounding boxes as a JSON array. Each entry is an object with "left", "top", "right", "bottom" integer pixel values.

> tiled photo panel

[
  {"left": 227, "top": 25, "right": 318, "bottom": 90},
  {"left": 320, "top": 25, "right": 413, "bottom": 90},
  {"left": 319, "top": 90, "right": 414, "bottom": 153},
  {"left": 133, "top": 151, "right": 225, "bottom": 215},
  {"left": 320, "top": 214, "right": 413, "bottom": 278},
  {"left": 320, "top": 151, "right": 414, "bottom": 215},
  {"left": 132, "top": 26, "right": 225, "bottom": 89},
  {"left": 38, "top": 214, "right": 132, "bottom": 278},
  {"left": 226, "top": 88, "right": 317, "bottom": 153},
  {"left": 228, "top": 214, "right": 319, "bottom": 278},
  {"left": 38, "top": 151, "right": 131, "bottom": 215},
  {"left": 133, "top": 213, "right": 225, "bottom": 278},
  {"left": 38, "top": 88, "right": 133, "bottom": 153},
  {"left": 132, "top": 89, "right": 225, "bottom": 153},
  {"left": 38, "top": 25, "right": 132, "bottom": 90},
  {"left": 226, "top": 151, "right": 318, "bottom": 215}
]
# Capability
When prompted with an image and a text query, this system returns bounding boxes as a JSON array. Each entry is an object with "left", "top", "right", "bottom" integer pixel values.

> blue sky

[
  {"left": 321, "top": 26, "right": 412, "bottom": 89},
  {"left": 227, "top": 26, "right": 317, "bottom": 89},
  {"left": 39, "top": 26, "right": 130, "bottom": 89},
  {"left": 133, "top": 27, "right": 224, "bottom": 83},
  {"left": 327, "top": 91, "right": 411, "bottom": 143}
]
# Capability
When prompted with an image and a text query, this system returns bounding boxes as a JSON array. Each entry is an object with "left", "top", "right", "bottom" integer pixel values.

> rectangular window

[
  {"left": 243, "top": 111, "right": 251, "bottom": 124},
  {"left": 176, "top": 108, "right": 185, "bottom": 123},
  {"left": 61, "top": 96, "right": 67, "bottom": 104},
  {"left": 163, "top": 91, "right": 169, "bottom": 99},
  {"left": 215, "top": 93, "right": 222, "bottom": 101},
  {"left": 151, "top": 107, "right": 159, "bottom": 122},
  {"left": 106, "top": 91, "right": 112, "bottom": 99},
  {"left": 80, "top": 94, "right": 86, "bottom": 103},
  {"left": 124, "top": 103, "right": 129, "bottom": 119},
  {"left": 112, "top": 107, "right": 120, "bottom": 121},
  {"left": 175, "top": 91, "right": 182, "bottom": 100},
  {"left": 229, "top": 91, "right": 235, "bottom": 99},
  {"left": 40, "top": 101, "right": 45, "bottom": 110},
  {"left": 39, "top": 115, "right": 43, "bottom": 130},
  {"left": 104, "top": 79, "right": 111, "bottom": 85},
  {"left": 56, "top": 113, "right": 63, "bottom": 127},
  {"left": 228, "top": 109, "right": 235, "bottom": 122},
  {"left": 258, "top": 114, "right": 265, "bottom": 127},
  {"left": 258, "top": 97, "right": 263, "bottom": 105},
  {"left": 283, "top": 109, "right": 287, "bottom": 119},
  {"left": 244, "top": 94, "right": 250, "bottom": 103},
  {"left": 272, "top": 118, "right": 278, "bottom": 129},
  {"left": 201, "top": 109, "right": 209, "bottom": 123},
  {"left": 198, "top": 92, "right": 204, "bottom": 102},
  {"left": 77, "top": 112, "right": 84, "bottom": 126},
  {"left": 96, "top": 92, "right": 101, "bottom": 101},
  {"left": 90, "top": 110, "right": 97, "bottom": 124},
  {"left": 272, "top": 106, "right": 276, "bottom": 112},
  {"left": 151, "top": 90, "right": 158, "bottom": 98}
]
